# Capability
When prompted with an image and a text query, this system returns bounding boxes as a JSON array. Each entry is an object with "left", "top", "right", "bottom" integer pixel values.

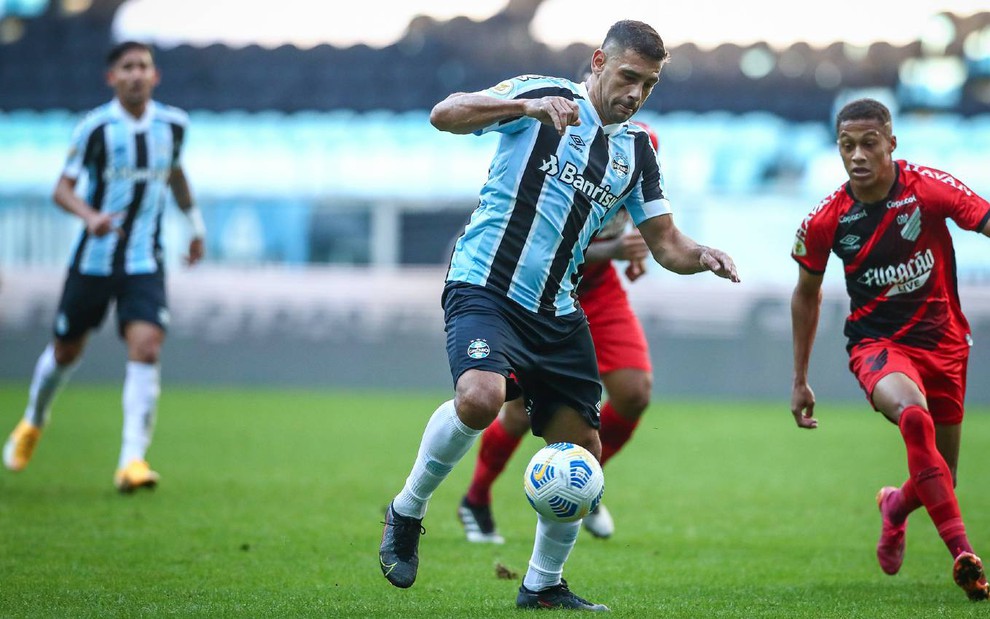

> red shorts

[
  {"left": 578, "top": 266, "right": 651, "bottom": 375},
  {"left": 848, "top": 339, "right": 969, "bottom": 425}
]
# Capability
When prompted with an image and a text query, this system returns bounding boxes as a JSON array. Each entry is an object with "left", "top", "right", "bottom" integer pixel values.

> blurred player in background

[
  {"left": 790, "top": 98, "right": 990, "bottom": 601},
  {"left": 378, "top": 20, "right": 739, "bottom": 612},
  {"left": 457, "top": 121, "right": 660, "bottom": 544},
  {"left": 2, "top": 41, "right": 206, "bottom": 493}
]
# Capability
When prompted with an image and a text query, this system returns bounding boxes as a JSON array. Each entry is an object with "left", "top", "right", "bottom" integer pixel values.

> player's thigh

[
  {"left": 849, "top": 341, "right": 927, "bottom": 419},
  {"left": 54, "top": 271, "right": 114, "bottom": 341},
  {"left": 115, "top": 272, "right": 169, "bottom": 338},
  {"left": 601, "top": 368, "right": 652, "bottom": 416},
  {"left": 498, "top": 397, "right": 532, "bottom": 436},
  {"left": 517, "top": 318, "right": 602, "bottom": 438},
  {"left": 540, "top": 405, "right": 602, "bottom": 460},
  {"left": 123, "top": 320, "right": 165, "bottom": 363},
  {"left": 581, "top": 274, "right": 652, "bottom": 375},
  {"left": 443, "top": 287, "right": 519, "bottom": 400},
  {"left": 916, "top": 344, "right": 967, "bottom": 426}
]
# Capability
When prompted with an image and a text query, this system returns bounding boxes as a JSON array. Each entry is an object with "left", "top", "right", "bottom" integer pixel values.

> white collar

[{"left": 110, "top": 98, "right": 155, "bottom": 131}]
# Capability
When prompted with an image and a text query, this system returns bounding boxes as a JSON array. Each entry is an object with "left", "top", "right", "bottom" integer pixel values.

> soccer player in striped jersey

[
  {"left": 379, "top": 21, "right": 739, "bottom": 611},
  {"left": 2, "top": 42, "right": 206, "bottom": 493},
  {"left": 790, "top": 98, "right": 990, "bottom": 601},
  {"left": 457, "top": 122, "right": 661, "bottom": 545}
]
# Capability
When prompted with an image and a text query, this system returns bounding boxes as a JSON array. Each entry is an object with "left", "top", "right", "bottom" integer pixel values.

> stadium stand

[
  {"left": 1, "top": 1, "right": 989, "bottom": 117},
  {"left": 0, "top": 1, "right": 988, "bottom": 274},
  {"left": 3, "top": 1, "right": 990, "bottom": 398}
]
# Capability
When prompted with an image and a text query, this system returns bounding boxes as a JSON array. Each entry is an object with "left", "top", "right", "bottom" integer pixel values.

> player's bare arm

[
  {"left": 790, "top": 267, "right": 823, "bottom": 429},
  {"left": 53, "top": 175, "right": 116, "bottom": 237},
  {"left": 585, "top": 231, "right": 650, "bottom": 281},
  {"left": 430, "top": 91, "right": 580, "bottom": 136},
  {"left": 637, "top": 214, "right": 740, "bottom": 282},
  {"left": 169, "top": 167, "right": 205, "bottom": 265},
  {"left": 585, "top": 231, "right": 649, "bottom": 264}
]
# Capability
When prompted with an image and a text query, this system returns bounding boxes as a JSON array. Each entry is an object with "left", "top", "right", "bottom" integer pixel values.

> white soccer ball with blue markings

[{"left": 523, "top": 442, "right": 604, "bottom": 522}]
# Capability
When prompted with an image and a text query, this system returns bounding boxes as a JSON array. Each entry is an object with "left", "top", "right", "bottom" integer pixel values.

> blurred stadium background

[{"left": 2, "top": 0, "right": 990, "bottom": 401}]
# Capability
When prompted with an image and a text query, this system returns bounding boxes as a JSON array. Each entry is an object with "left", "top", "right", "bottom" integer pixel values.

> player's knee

[
  {"left": 129, "top": 344, "right": 160, "bottom": 364},
  {"left": 578, "top": 432, "right": 602, "bottom": 461},
  {"left": 53, "top": 339, "right": 84, "bottom": 366},
  {"left": 611, "top": 376, "right": 652, "bottom": 418},
  {"left": 500, "top": 398, "right": 532, "bottom": 435},
  {"left": 898, "top": 405, "right": 933, "bottom": 438},
  {"left": 455, "top": 386, "right": 503, "bottom": 428},
  {"left": 610, "top": 395, "right": 649, "bottom": 420}
]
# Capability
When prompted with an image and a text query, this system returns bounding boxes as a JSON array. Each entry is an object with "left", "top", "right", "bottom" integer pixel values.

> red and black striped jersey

[{"left": 792, "top": 160, "right": 990, "bottom": 350}]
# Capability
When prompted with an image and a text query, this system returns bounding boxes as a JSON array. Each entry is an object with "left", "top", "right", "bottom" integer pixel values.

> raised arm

[
  {"left": 430, "top": 91, "right": 580, "bottom": 136},
  {"left": 790, "top": 266, "right": 824, "bottom": 429},
  {"left": 635, "top": 214, "right": 739, "bottom": 281}
]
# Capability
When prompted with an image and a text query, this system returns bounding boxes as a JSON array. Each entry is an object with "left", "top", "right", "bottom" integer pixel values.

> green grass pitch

[{"left": 1, "top": 383, "right": 988, "bottom": 618}]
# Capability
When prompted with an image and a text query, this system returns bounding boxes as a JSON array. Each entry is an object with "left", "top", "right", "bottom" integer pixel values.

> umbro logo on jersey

[
  {"left": 839, "top": 234, "right": 861, "bottom": 251},
  {"left": 569, "top": 135, "right": 586, "bottom": 151}
]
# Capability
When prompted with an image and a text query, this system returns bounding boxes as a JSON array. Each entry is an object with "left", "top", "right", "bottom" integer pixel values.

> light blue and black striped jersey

[
  {"left": 62, "top": 98, "right": 188, "bottom": 276},
  {"left": 446, "top": 75, "right": 671, "bottom": 317}
]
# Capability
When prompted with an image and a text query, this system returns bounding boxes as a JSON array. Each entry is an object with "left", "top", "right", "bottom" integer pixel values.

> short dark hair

[
  {"left": 835, "top": 98, "right": 892, "bottom": 135},
  {"left": 602, "top": 20, "right": 670, "bottom": 64},
  {"left": 106, "top": 41, "right": 154, "bottom": 67}
]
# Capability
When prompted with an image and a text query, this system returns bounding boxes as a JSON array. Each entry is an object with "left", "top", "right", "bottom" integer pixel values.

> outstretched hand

[
  {"left": 699, "top": 247, "right": 740, "bottom": 282},
  {"left": 791, "top": 383, "right": 818, "bottom": 429}
]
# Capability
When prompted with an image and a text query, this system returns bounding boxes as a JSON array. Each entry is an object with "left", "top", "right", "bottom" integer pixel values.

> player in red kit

[
  {"left": 457, "top": 122, "right": 659, "bottom": 543},
  {"left": 790, "top": 98, "right": 990, "bottom": 601}
]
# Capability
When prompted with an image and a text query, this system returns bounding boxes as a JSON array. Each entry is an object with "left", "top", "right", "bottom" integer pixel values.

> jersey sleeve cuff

[{"left": 793, "top": 255, "right": 825, "bottom": 275}]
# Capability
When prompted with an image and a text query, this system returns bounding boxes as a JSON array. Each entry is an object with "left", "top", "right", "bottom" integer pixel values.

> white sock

[
  {"left": 118, "top": 361, "right": 160, "bottom": 469},
  {"left": 24, "top": 344, "right": 79, "bottom": 428},
  {"left": 392, "top": 400, "right": 481, "bottom": 519},
  {"left": 523, "top": 515, "right": 581, "bottom": 591}
]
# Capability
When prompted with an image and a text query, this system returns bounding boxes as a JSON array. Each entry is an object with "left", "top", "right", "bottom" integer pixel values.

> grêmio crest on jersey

[{"left": 447, "top": 74, "right": 670, "bottom": 316}]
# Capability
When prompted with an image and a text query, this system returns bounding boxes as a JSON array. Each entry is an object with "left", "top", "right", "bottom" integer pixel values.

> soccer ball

[{"left": 523, "top": 442, "right": 604, "bottom": 522}]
